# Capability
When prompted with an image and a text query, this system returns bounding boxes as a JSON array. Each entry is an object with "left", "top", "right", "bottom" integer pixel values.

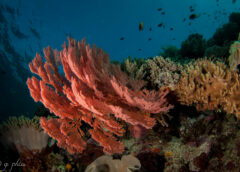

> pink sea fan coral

[{"left": 27, "top": 38, "right": 173, "bottom": 154}]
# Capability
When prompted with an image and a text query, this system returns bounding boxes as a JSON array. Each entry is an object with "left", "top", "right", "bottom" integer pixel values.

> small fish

[
  {"left": 172, "top": 38, "right": 176, "bottom": 40},
  {"left": 189, "top": 14, "right": 198, "bottom": 20},
  {"left": 138, "top": 48, "right": 142, "bottom": 51},
  {"left": 148, "top": 38, "right": 152, "bottom": 41},
  {"left": 170, "top": 27, "right": 174, "bottom": 31},
  {"left": 157, "top": 8, "right": 162, "bottom": 11},
  {"left": 183, "top": 18, "right": 186, "bottom": 22},
  {"left": 66, "top": 163, "right": 72, "bottom": 171},
  {"left": 157, "top": 23, "right": 163, "bottom": 27},
  {"left": 149, "top": 27, "right": 152, "bottom": 31},
  {"left": 161, "top": 11, "right": 165, "bottom": 15},
  {"left": 139, "top": 22, "right": 143, "bottom": 31},
  {"left": 189, "top": 6, "right": 194, "bottom": 12},
  {"left": 232, "top": 0, "right": 236, "bottom": 3},
  {"left": 120, "top": 37, "right": 125, "bottom": 40}
]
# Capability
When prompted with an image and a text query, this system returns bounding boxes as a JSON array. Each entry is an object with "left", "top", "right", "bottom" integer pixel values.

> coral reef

[
  {"left": 119, "top": 108, "right": 240, "bottom": 172},
  {"left": 121, "top": 56, "right": 182, "bottom": 90},
  {"left": 26, "top": 38, "right": 173, "bottom": 154},
  {"left": 175, "top": 59, "right": 229, "bottom": 111},
  {"left": 174, "top": 58, "right": 240, "bottom": 118},
  {"left": 163, "top": 136, "right": 212, "bottom": 171},
  {"left": 142, "top": 56, "right": 182, "bottom": 90},
  {"left": 120, "top": 56, "right": 146, "bottom": 80},
  {"left": 14, "top": 12, "right": 240, "bottom": 171}
]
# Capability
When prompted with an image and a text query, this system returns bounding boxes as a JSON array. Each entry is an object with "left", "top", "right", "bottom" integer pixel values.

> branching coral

[
  {"left": 175, "top": 59, "right": 229, "bottom": 111},
  {"left": 175, "top": 58, "right": 240, "bottom": 118},
  {"left": 122, "top": 56, "right": 182, "bottom": 90},
  {"left": 26, "top": 38, "right": 173, "bottom": 154},
  {"left": 143, "top": 56, "right": 183, "bottom": 89},
  {"left": 120, "top": 56, "right": 146, "bottom": 80}
]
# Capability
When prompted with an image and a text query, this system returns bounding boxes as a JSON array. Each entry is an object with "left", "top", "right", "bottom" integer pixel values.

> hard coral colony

[{"left": 26, "top": 38, "right": 173, "bottom": 154}]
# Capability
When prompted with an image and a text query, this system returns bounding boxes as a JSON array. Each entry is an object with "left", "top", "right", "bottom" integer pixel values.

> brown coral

[{"left": 175, "top": 58, "right": 240, "bottom": 118}]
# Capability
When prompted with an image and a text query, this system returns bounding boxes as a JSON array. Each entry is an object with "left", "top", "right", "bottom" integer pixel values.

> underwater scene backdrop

[{"left": 0, "top": 0, "right": 240, "bottom": 171}]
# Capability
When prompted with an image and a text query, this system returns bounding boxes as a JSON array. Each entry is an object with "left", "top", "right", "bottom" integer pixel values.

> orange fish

[
  {"left": 164, "top": 151, "right": 173, "bottom": 158},
  {"left": 66, "top": 163, "right": 72, "bottom": 171},
  {"left": 165, "top": 86, "right": 171, "bottom": 92}
]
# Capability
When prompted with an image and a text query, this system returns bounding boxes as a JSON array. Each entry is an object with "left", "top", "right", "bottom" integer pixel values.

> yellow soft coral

[
  {"left": 175, "top": 58, "right": 240, "bottom": 118},
  {"left": 175, "top": 59, "right": 229, "bottom": 111}
]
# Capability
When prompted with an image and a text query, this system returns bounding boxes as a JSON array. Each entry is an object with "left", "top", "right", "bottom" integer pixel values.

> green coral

[
  {"left": 180, "top": 33, "right": 207, "bottom": 59},
  {"left": 159, "top": 45, "right": 181, "bottom": 59}
]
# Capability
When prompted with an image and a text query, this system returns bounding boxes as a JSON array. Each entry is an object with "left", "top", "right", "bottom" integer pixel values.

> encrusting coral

[
  {"left": 26, "top": 38, "right": 173, "bottom": 154},
  {"left": 84, "top": 154, "right": 141, "bottom": 172}
]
